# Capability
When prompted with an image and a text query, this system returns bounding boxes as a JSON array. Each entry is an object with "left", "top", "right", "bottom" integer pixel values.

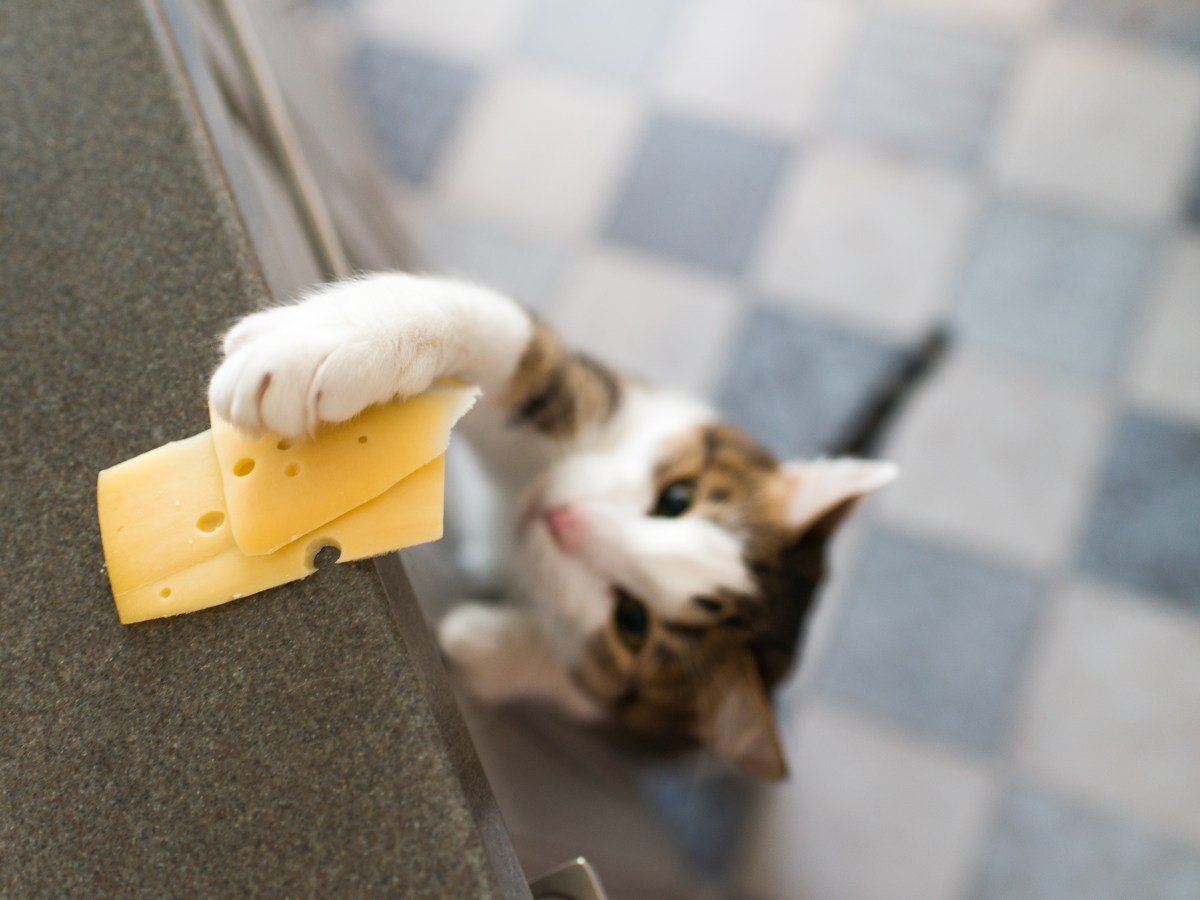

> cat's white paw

[
  {"left": 438, "top": 604, "right": 537, "bottom": 704},
  {"left": 438, "top": 604, "right": 511, "bottom": 695},
  {"left": 210, "top": 317, "right": 349, "bottom": 436},
  {"left": 209, "top": 294, "right": 449, "bottom": 437},
  {"left": 439, "top": 603, "right": 603, "bottom": 718}
]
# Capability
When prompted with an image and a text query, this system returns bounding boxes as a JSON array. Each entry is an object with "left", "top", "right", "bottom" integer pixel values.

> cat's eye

[
  {"left": 614, "top": 590, "right": 649, "bottom": 653},
  {"left": 651, "top": 479, "right": 696, "bottom": 518}
]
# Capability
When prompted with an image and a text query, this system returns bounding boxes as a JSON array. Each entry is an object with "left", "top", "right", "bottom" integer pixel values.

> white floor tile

[
  {"left": 652, "top": 0, "right": 859, "bottom": 137},
  {"left": 435, "top": 66, "right": 641, "bottom": 238},
  {"left": 409, "top": 209, "right": 569, "bottom": 313},
  {"left": 1015, "top": 581, "right": 1200, "bottom": 850},
  {"left": 1127, "top": 234, "right": 1200, "bottom": 426},
  {"left": 881, "top": 0, "right": 1055, "bottom": 30},
  {"left": 755, "top": 147, "right": 977, "bottom": 339},
  {"left": 550, "top": 245, "right": 742, "bottom": 399},
  {"left": 515, "top": 0, "right": 683, "bottom": 82},
  {"left": 991, "top": 34, "right": 1200, "bottom": 222},
  {"left": 357, "top": 0, "right": 532, "bottom": 62},
  {"left": 878, "top": 349, "right": 1111, "bottom": 570},
  {"left": 737, "top": 701, "right": 995, "bottom": 900}
]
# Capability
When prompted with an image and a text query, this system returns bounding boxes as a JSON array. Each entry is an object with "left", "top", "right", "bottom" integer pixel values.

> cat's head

[{"left": 515, "top": 390, "right": 896, "bottom": 779}]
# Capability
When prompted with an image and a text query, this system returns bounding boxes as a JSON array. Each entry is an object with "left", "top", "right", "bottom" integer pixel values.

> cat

[{"left": 209, "top": 272, "right": 897, "bottom": 779}]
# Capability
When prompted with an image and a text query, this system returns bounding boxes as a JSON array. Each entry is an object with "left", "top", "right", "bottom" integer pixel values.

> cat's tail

[{"left": 826, "top": 325, "right": 950, "bottom": 458}]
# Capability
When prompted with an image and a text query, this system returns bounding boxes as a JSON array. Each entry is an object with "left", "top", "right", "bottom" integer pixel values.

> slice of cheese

[
  {"left": 210, "top": 381, "right": 478, "bottom": 555},
  {"left": 98, "top": 429, "right": 445, "bottom": 624}
]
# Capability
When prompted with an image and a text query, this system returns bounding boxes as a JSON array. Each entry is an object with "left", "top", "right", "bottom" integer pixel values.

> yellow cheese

[
  {"left": 98, "top": 429, "right": 445, "bottom": 624},
  {"left": 210, "top": 381, "right": 478, "bottom": 555}
]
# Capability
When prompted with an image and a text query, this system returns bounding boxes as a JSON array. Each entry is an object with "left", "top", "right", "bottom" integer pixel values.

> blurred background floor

[{"left": 305, "top": 1, "right": 1200, "bottom": 897}]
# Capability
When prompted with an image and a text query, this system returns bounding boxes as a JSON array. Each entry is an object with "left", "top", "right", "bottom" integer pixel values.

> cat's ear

[
  {"left": 696, "top": 653, "right": 787, "bottom": 780},
  {"left": 778, "top": 458, "right": 898, "bottom": 535}
]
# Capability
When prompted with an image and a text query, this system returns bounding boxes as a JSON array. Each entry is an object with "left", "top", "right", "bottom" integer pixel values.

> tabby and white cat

[{"left": 209, "top": 273, "right": 896, "bottom": 779}]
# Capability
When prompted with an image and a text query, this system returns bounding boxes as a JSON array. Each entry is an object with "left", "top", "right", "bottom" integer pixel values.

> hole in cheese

[
  {"left": 284, "top": 462, "right": 301, "bottom": 477},
  {"left": 357, "top": 435, "right": 368, "bottom": 444},
  {"left": 233, "top": 458, "right": 255, "bottom": 477},
  {"left": 310, "top": 541, "right": 341, "bottom": 570},
  {"left": 196, "top": 511, "right": 225, "bottom": 533},
  {"left": 277, "top": 439, "right": 292, "bottom": 451},
  {"left": 160, "top": 587, "right": 172, "bottom": 599}
]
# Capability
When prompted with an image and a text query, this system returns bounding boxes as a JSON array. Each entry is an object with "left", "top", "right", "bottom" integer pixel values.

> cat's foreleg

[
  {"left": 209, "top": 273, "right": 532, "bottom": 438},
  {"left": 437, "top": 602, "right": 601, "bottom": 720},
  {"left": 210, "top": 272, "right": 626, "bottom": 465}
]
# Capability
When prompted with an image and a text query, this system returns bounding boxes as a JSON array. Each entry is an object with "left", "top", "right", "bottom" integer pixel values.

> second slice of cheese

[{"left": 211, "top": 382, "right": 478, "bottom": 555}]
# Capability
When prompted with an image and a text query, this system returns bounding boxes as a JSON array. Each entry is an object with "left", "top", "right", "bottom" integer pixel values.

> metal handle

[{"left": 529, "top": 857, "right": 609, "bottom": 900}]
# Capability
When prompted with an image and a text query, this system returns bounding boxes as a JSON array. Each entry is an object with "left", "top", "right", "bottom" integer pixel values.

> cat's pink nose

[{"left": 543, "top": 504, "right": 584, "bottom": 552}]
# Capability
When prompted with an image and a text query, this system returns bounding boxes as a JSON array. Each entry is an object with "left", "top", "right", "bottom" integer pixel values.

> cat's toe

[
  {"left": 251, "top": 335, "right": 337, "bottom": 437},
  {"left": 208, "top": 349, "right": 258, "bottom": 434},
  {"left": 209, "top": 331, "right": 343, "bottom": 437},
  {"left": 306, "top": 342, "right": 386, "bottom": 425}
]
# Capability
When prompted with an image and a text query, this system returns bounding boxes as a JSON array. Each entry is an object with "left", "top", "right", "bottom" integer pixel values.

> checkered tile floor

[{"left": 313, "top": 1, "right": 1200, "bottom": 896}]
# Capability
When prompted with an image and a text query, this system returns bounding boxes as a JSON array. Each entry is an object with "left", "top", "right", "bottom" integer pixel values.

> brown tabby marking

[
  {"left": 570, "top": 422, "right": 827, "bottom": 748},
  {"left": 654, "top": 423, "right": 778, "bottom": 532},
  {"left": 503, "top": 320, "right": 622, "bottom": 439},
  {"left": 575, "top": 612, "right": 737, "bottom": 734}
]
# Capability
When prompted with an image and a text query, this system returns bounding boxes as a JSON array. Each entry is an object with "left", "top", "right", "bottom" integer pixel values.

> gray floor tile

[
  {"left": 716, "top": 305, "right": 904, "bottom": 459},
  {"left": 953, "top": 199, "right": 1155, "bottom": 377},
  {"left": 827, "top": 14, "right": 1016, "bottom": 168},
  {"left": 516, "top": 0, "right": 681, "bottom": 81},
  {"left": 640, "top": 770, "right": 752, "bottom": 881},
  {"left": 603, "top": 113, "right": 789, "bottom": 275},
  {"left": 973, "top": 784, "right": 1200, "bottom": 900},
  {"left": 1077, "top": 411, "right": 1200, "bottom": 610},
  {"left": 348, "top": 42, "right": 478, "bottom": 184},
  {"left": 817, "top": 528, "right": 1045, "bottom": 754},
  {"left": 1058, "top": 0, "right": 1200, "bottom": 58}
]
